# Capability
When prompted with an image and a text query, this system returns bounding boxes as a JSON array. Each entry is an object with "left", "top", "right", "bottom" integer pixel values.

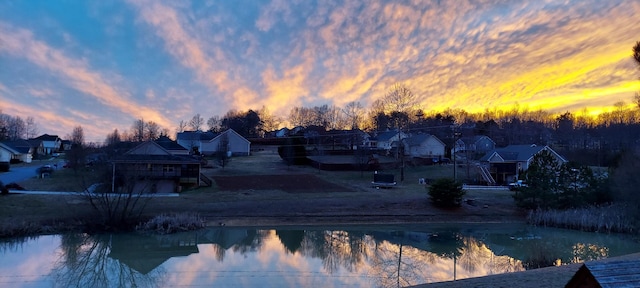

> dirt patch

[{"left": 212, "top": 174, "right": 354, "bottom": 193}]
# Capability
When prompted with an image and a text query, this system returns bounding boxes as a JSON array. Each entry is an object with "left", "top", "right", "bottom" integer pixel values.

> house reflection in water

[
  {"left": 108, "top": 229, "right": 252, "bottom": 274},
  {"left": 108, "top": 233, "right": 200, "bottom": 275},
  {"left": 56, "top": 225, "right": 634, "bottom": 287}
]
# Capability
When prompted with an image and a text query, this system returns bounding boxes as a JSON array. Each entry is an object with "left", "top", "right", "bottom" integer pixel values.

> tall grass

[
  {"left": 527, "top": 204, "right": 636, "bottom": 234},
  {"left": 136, "top": 213, "right": 205, "bottom": 234}
]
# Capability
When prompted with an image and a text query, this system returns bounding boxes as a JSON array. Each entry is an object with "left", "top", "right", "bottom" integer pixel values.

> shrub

[
  {"left": 0, "top": 162, "right": 9, "bottom": 172},
  {"left": 0, "top": 181, "right": 8, "bottom": 195},
  {"left": 428, "top": 178, "right": 466, "bottom": 207}
]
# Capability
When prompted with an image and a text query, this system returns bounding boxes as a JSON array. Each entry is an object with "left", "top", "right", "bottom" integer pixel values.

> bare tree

[
  {"left": 258, "top": 106, "right": 282, "bottom": 134},
  {"left": 6, "top": 115, "right": 25, "bottom": 140},
  {"left": 326, "top": 105, "right": 347, "bottom": 130},
  {"left": 145, "top": 121, "right": 160, "bottom": 141},
  {"left": 104, "top": 129, "right": 121, "bottom": 147},
  {"left": 383, "top": 83, "right": 419, "bottom": 114},
  {"left": 343, "top": 101, "right": 364, "bottom": 130},
  {"left": 0, "top": 112, "right": 9, "bottom": 140},
  {"left": 207, "top": 115, "right": 221, "bottom": 132},
  {"left": 25, "top": 116, "right": 38, "bottom": 139},
  {"left": 189, "top": 113, "right": 204, "bottom": 131},
  {"left": 70, "top": 126, "right": 85, "bottom": 145},
  {"left": 131, "top": 119, "right": 145, "bottom": 142},
  {"left": 176, "top": 120, "right": 187, "bottom": 133}
]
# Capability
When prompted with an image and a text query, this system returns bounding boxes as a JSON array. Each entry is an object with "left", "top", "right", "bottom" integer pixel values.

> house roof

[
  {"left": 113, "top": 153, "right": 200, "bottom": 164},
  {"left": 155, "top": 136, "right": 188, "bottom": 151},
  {"left": 459, "top": 135, "right": 495, "bottom": 145},
  {"left": 176, "top": 131, "right": 218, "bottom": 141},
  {"left": 0, "top": 142, "right": 21, "bottom": 154},
  {"left": 209, "top": 129, "right": 251, "bottom": 144},
  {"left": 27, "top": 139, "right": 43, "bottom": 147},
  {"left": 114, "top": 141, "right": 199, "bottom": 164},
  {"left": 404, "top": 134, "right": 444, "bottom": 146},
  {"left": 0, "top": 140, "right": 33, "bottom": 154},
  {"left": 374, "top": 130, "right": 402, "bottom": 141},
  {"left": 479, "top": 144, "right": 566, "bottom": 162},
  {"left": 32, "top": 134, "right": 60, "bottom": 141}
]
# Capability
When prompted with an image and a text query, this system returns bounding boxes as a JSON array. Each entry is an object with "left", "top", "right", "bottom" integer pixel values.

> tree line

[{"left": 0, "top": 110, "right": 38, "bottom": 141}]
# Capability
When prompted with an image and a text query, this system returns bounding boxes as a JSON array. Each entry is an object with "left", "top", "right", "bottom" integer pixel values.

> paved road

[
  {"left": 0, "top": 165, "right": 40, "bottom": 184},
  {"left": 0, "top": 159, "right": 65, "bottom": 184}
]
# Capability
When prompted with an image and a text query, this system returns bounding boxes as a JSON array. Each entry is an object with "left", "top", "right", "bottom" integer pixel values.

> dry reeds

[
  {"left": 527, "top": 205, "right": 636, "bottom": 234},
  {"left": 136, "top": 212, "right": 205, "bottom": 234}
]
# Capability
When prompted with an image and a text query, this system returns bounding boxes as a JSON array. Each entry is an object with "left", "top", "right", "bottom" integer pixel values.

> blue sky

[{"left": 1, "top": 0, "right": 639, "bottom": 142}]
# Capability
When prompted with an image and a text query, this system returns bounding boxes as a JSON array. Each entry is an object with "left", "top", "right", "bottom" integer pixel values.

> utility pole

[{"left": 452, "top": 127, "right": 460, "bottom": 181}]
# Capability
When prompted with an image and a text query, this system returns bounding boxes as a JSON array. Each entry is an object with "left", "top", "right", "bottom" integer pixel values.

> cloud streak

[
  {"left": 0, "top": 22, "right": 172, "bottom": 135},
  {"left": 1, "top": 0, "right": 639, "bottom": 140}
]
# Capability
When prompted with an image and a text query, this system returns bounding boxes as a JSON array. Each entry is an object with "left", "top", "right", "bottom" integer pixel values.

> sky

[{"left": 1, "top": 0, "right": 640, "bottom": 142}]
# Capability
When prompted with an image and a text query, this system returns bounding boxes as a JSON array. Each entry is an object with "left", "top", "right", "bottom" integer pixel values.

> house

[
  {"left": 201, "top": 129, "right": 251, "bottom": 156},
  {"left": 176, "top": 130, "right": 217, "bottom": 154},
  {"left": 324, "top": 129, "right": 371, "bottom": 149},
  {"left": 403, "top": 134, "right": 446, "bottom": 158},
  {"left": 0, "top": 143, "right": 16, "bottom": 163},
  {"left": 177, "top": 129, "right": 251, "bottom": 156},
  {"left": 479, "top": 144, "right": 567, "bottom": 184},
  {"left": 27, "top": 139, "right": 45, "bottom": 156},
  {"left": 155, "top": 136, "right": 189, "bottom": 155},
  {"left": 454, "top": 136, "right": 496, "bottom": 155},
  {"left": 30, "top": 134, "right": 61, "bottom": 154},
  {"left": 112, "top": 141, "right": 202, "bottom": 193},
  {"left": 371, "top": 130, "right": 408, "bottom": 151},
  {"left": 60, "top": 140, "right": 72, "bottom": 151},
  {"left": 0, "top": 140, "right": 34, "bottom": 163}
]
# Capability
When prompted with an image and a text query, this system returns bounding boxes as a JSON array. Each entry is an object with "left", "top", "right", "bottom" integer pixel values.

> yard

[{"left": 1, "top": 147, "right": 523, "bottom": 231}]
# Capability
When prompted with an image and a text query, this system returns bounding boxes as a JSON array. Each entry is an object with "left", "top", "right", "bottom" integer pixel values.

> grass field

[{"left": 1, "top": 147, "right": 522, "bottom": 238}]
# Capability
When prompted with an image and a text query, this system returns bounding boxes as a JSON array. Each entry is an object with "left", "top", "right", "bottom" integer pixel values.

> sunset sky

[{"left": 1, "top": 0, "right": 640, "bottom": 142}]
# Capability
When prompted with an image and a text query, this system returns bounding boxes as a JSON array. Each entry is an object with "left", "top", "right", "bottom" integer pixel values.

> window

[{"left": 163, "top": 165, "right": 174, "bottom": 173}]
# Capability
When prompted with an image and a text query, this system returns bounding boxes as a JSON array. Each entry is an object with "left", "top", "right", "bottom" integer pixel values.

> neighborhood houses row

[{"left": 0, "top": 128, "right": 567, "bottom": 193}]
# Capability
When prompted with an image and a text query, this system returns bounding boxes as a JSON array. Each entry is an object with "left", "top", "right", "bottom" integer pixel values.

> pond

[{"left": 0, "top": 223, "right": 638, "bottom": 287}]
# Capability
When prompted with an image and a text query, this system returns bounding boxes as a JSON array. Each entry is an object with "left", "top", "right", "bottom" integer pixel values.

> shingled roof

[{"left": 479, "top": 144, "right": 567, "bottom": 163}]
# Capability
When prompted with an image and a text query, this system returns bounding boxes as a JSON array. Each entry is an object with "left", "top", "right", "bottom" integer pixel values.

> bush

[{"left": 428, "top": 178, "right": 466, "bottom": 207}]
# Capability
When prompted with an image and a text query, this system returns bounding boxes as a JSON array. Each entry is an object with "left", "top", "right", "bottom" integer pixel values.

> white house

[
  {"left": 403, "top": 134, "right": 446, "bottom": 158},
  {"left": 176, "top": 131, "right": 217, "bottom": 154},
  {"left": 0, "top": 143, "right": 15, "bottom": 163},
  {"left": 0, "top": 140, "right": 34, "bottom": 163},
  {"left": 200, "top": 129, "right": 251, "bottom": 156},
  {"left": 31, "top": 134, "right": 61, "bottom": 155},
  {"left": 177, "top": 129, "right": 251, "bottom": 156},
  {"left": 371, "top": 130, "right": 408, "bottom": 150}
]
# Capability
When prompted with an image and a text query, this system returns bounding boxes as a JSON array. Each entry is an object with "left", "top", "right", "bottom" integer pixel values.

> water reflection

[
  {"left": 53, "top": 233, "right": 166, "bottom": 288},
  {"left": 0, "top": 224, "right": 638, "bottom": 287}
]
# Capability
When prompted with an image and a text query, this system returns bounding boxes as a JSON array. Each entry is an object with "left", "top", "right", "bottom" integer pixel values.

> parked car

[{"left": 36, "top": 165, "right": 54, "bottom": 176}]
